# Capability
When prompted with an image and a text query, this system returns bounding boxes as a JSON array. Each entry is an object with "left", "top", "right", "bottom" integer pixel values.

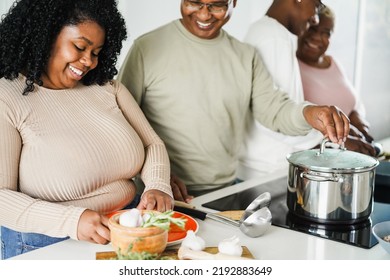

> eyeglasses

[
  {"left": 317, "top": 1, "right": 326, "bottom": 11},
  {"left": 315, "top": 0, "right": 326, "bottom": 14},
  {"left": 311, "top": 1, "right": 326, "bottom": 25},
  {"left": 183, "top": 0, "right": 232, "bottom": 14}
]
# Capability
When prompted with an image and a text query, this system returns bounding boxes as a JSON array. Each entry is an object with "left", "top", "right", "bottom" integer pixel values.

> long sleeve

[
  {"left": 115, "top": 81, "right": 172, "bottom": 198},
  {"left": 0, "top": 99, "right": 85, "bottom": 240},
  {"left": 250, "top": 51, "right": 312, "bottom": 135},
  {"left": 0, "top": 76, "right": 168, "bottom": 239}
]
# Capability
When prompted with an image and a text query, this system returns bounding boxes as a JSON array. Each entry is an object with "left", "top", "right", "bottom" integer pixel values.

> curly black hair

[{"left": 0, "top": 0, "right": 127, "bottom": 95}]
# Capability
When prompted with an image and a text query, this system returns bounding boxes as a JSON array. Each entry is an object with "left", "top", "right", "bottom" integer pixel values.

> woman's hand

[
  {"left": 137, "top": 189, "right": 174, "bottom": 212},
  {"left": 170, "top": 173, "right": 193, "bottom": 203},
  {"left": 349, "top": 125, "right": 366, "bottom": 139},
  {"left": 77, "top": 209, "right": 110, "bottom": 244},
  {"left": 303, "top": 105, "right": 350, "bottom": 145},
  {"left": 344, "top": 135, "right": 376, "bottom": 156},
  {"left": 349, "top": 111, "right": 374, "bottom": 143}
]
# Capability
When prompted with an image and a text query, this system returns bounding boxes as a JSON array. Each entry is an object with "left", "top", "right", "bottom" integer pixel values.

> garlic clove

[
  {"left": 181, "top": 230, "right": 206, "bottom": 251},
  {"left": 119, "top": 208, "right": 142, "bottom": 227},
  {"left": 218, "top": 235, "right": 243, "bottom": 257}
]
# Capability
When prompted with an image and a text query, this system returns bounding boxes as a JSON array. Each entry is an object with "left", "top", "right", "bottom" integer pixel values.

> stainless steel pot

[{"left": 286, "top": 138, "right": 379, "bottom": 224}]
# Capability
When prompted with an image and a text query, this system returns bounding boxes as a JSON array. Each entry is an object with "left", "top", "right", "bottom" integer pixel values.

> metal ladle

[
  {"left": 236, "top": 192, "right": 272, "bottom": 237},
  {"left": 202, "top": 206, "right": 272, "bottom": 238},
  {"left": 238, "top": 207, "right": 272, "bottom": 237},
  {"left": 239, "top": 192, "right": 271, "bottom": 223},
  {"left": 174, "top": 192, "right": 272, "bottom": 238}
]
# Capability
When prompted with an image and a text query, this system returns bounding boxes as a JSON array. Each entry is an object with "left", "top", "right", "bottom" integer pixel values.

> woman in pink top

[{"left": 296, "top": 5, "right": 376, "bottom": 156}]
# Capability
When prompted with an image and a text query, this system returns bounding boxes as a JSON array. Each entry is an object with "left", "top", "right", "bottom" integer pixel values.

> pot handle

[
  {"left": 317, "top": 138, "right": 346, "bottom": 156},
  {"left": 300, "top": 171, "right": 343, "bottom": 182}
]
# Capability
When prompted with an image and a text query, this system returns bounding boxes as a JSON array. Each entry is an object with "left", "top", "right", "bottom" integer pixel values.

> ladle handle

[
  {"left": 173, "top": 206, "right": 207, "bottom": 220},
  {"left": 173, "top": 206, "right": 240, "bottom": 227},
  {"left": 207, "top": 213, "right": 240, "bottom": 227}
]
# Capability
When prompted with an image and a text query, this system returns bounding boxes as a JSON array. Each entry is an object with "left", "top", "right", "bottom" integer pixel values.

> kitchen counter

[{"left": 9, "top": 169, "right": 390, "bottom": 260}]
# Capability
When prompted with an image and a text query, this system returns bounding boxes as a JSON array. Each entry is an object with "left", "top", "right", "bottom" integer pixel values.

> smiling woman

[
  {"left": 0, "top": 0, "right": 173, "bottom": 259},
  {"left": 41, "top": 21, "right": 106, "bottom": 90},
  {"left": 296, "top": 5, "right": 378, "bottom": 157},
  {"left": 0, "top": 0, "right": 126, "bottom": 95}
]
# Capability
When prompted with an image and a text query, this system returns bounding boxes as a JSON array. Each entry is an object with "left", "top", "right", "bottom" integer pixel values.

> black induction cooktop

[{"left": 202, "top": 176, "right": 390, "bottom": 249}]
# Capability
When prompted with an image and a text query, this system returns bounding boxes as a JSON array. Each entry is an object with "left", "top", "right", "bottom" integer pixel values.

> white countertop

[{"left": 9, "top": 169, "right": 390, "bottom": 260}]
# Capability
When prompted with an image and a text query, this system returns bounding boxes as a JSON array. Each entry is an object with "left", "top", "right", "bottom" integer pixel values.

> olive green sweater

[{"left": 118, "top": 20, "right": 311, "bottom": 193}]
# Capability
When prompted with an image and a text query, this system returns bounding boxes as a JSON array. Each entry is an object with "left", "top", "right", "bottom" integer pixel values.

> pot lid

[{"left": 286, "top": 139, "right": 379, "bottom": 173}]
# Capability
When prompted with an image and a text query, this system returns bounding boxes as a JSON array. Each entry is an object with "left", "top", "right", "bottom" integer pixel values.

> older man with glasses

[{"left": 117, "top": 0, "right": 349, "bottom": 201}]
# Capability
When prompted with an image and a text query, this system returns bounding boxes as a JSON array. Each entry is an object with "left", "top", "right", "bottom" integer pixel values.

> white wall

[{"left": 357, "top": 0, "right": 390, "bottom": 140}]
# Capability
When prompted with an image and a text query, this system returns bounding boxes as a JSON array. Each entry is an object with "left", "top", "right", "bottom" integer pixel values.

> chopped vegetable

[
  {"left": 118, "top": 209, "right": 187, "bottom": 231},
  {"left": 142, "top": 210, "right": 186, "bottom": 230}
]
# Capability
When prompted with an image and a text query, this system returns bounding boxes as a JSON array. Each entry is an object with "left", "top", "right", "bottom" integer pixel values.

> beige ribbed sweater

[{"left": 0, "top": 75, "right": 171, "bottom": 240}]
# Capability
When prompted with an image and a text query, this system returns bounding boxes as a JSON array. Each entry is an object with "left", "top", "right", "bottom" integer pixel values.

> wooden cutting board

[
  {"left": 96, "top": 246, "right": 254, "bottom": 260},
  {"left": 216, "top": 210, "right": 245, "bottom": 221}
]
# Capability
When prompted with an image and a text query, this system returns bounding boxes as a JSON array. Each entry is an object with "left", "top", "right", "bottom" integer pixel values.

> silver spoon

[{"left": 174, "top": 205, "right": 272, "bottom": 238}]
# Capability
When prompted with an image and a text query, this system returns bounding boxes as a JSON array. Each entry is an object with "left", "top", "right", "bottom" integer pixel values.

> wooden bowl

[{"left": 108, "top": 210, "right": 168, "bottom": 256}]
